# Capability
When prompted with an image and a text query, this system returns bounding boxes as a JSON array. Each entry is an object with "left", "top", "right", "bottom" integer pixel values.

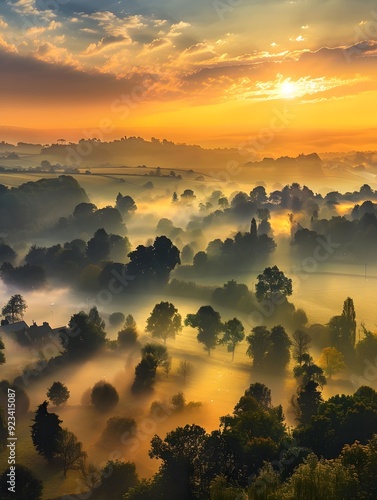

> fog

[{"left": 1, "top": 146, "right": 377, "bottom": 498}]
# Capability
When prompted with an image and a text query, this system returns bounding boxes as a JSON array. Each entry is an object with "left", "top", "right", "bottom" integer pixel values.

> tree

[
  {"left": 265, "top": 325, "right": 291, "bottom": 372},
  {"left": 141, "top": 343, "right": 169, "bottom": 367},
  {"left": 0, "top": 465, "right": 43, "bottom": 500},
  {"left": 162, "top": 356, "right": 172, "bottom": 377},
  {"left": 118, "top": 314, "right": 138, "bottom": 347},
  {"left": 177, "top": 360, "right": 193, "bottom": 383},
  {"left": 281, "top": 453, "right": 358, "bottom": 500},
  {"left": 95, "top": 461, "right": 139, "bottom": 499},
  {"left": 185, "top": 306, "right": 224, "bottom": 355},
  {"left": 86, "top": 228, "right": 111, "bottom": 263},
  {"left": 244, "top": 383, "right": 271, "bottom": 410},
  {"left": 341, "top": 297, "right": 356, "bottom": 355},
  {"left": 47, "top": 381, "right": 70, "bottom": 406},
  {"left": 329, "top": 298, "right": 356, "bottom": 357},
  {"left": 31, "top": 401, "right": 62, "bottom": 462},
  {"left": 220, "top": 318, "right": 245, "bottom": 361},
  {"left": 131, "top": 354, "right": 158, "bottom": 394},
  {"left": 293, "top": 380, "right": 324, "bottom": 426},
  {"left": 255, "top": 266, "right": 292, "bottom": 302},
  {"left": 0, "top": 406, "right": 7, "bottom": 451},
  {"left": 64, "top": 308, "right": 106, "bottom": 358},
  {"left": 101, "top": 416, "right": 137, "bottom": 445},
  {"left": 293, "top": 353, "right": 327, "bottom": 387},
  {"left": 109, "top": 312, "right": 125, "bottom": 326},
  {"left": 91, "top": 381, "right": 119, "bottom": 412},
  {"left": 57, "top": 428, "right": 87, "bottom": 477},
  {"left": 292, "top": 329, "right": 312, "bottom": 365},
  {"left": 246, "top": 326, "right": 270, "bottom": 368},
  {"left": 149, "top": 424, "right": 209, "bottom": 498},
  {"left": 146, "top": 302, "right": 182, "bottom": 344},
  {"left": 1, "top": 294, "right": 27, "bottom": 323},
  {"left": 0, "top": 336, "right": 5, "bottom": 365},
  {"left": 318, "top": 347, "right": 346, "bottom": 378}
]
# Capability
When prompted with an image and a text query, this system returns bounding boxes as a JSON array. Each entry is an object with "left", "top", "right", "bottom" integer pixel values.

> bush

[
  {"left": 91, "top": 381, "right": 119, "bottom": 412},
  {"left": 101, "top": 416, "right": 137, "bottom": 445},
  {"left": 109, "top": 312, "right": 125, "bottom": 326}
]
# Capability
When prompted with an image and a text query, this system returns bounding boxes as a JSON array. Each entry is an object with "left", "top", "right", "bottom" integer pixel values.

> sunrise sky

[{"left": 1, "top": 0, "right": 377, "bottom": 154}]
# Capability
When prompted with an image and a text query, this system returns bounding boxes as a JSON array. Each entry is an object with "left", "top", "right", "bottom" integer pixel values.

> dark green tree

[
  {"left": 118, "top": 315, "right": 139, "bottom": 347},
  {"left": 255, "top": 266, "right": 292, "bottom": 302},
  {"left": 0, "top": 465, "right": 43, "bottom": 500},
  {"left": 293, "top": 353, "right": 327, "bottom": 387},
  {"left": 0, "top": 406, "right": 7, "bottom": 451},
  {"left": 265, "top": 325, "right": 291, "bottom": 372},
  {"left": 185, "top": 306, "right": 224, "bottom": 355},
  {"left": 95, "top": 461, "right": 139, "bottom": 499},
  {"left": 47, "top": 381, "right": 70, "bottom": 406},
  {"left": 246, "top": 326, "right": 271, "bottom": 368},
  {"left": 31, "top": 401, "right": 62, "bottom": 462},
  {"left": 141, "top": 343, "right": 169, "bottom": 366},
  {"left": 131, "top": 354, "right": 158, "bottom": 394},
  {"left": 1, "top": 294, "right": 27, "bottom": 323},
  {"left": 219, "top": 318, "right": 245, "bottom": 361},
  {"left": 64, "top": 308, "right": 106, "bottom": 358},
  {"left": 149, "top": 424, "right": 209, "bottom": 499},
  {"left": 91, "top": 381, "right": 119, "bottom": 412},
  {"left": 146, "top": 302, "right": 182, "bottom": 344},
  {"left": 0, "top": 336, "right": 5, "bottom": 365}
]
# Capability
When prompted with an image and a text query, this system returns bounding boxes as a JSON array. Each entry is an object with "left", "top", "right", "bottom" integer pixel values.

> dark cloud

[{"left": 0, "top": 48, "right": 156, "bottom": 104}]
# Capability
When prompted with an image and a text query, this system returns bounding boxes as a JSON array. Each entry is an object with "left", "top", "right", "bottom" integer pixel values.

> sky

[{"left": 0, "top": 0, "right": 377, "bottom": 154}]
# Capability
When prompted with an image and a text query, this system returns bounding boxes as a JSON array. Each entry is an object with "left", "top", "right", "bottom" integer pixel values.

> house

[{"left": 0, "top": 320, "right": 67, "bottom": 346}]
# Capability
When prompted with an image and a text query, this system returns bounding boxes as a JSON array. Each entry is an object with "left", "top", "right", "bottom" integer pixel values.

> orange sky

[{"left": 0, "top": 0, "right": 377, "bottom": 154}]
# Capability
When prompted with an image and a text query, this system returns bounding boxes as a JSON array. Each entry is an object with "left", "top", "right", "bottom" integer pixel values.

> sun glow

[{"left": 279, "top": 79, "right": 297, "bottom": 99}]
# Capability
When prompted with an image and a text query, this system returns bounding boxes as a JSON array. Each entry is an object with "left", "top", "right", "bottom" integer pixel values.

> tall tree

[
  {"left": 1, "top": 294, "right": 27, "bottom": 323},
  {"left": 265, "top": 325, "right": 292, "bottom": 372},
  {"left": 0, "top": 336, "right": 5, "bottom": 365},
  {"left": 292, "top": 329, "right": 312, "bottom": 365},
  {"left": 47, "top": 382, "right": 70, "bottom": 406},
  {"left": 219, "top": 318, "right": 245, "bottom": 361},
  {"left": 57, "top": 429, "right": 87, "bottom": 477},
  {"left": 31, "top": 401, "right": 62, "bottom": 462},
  {"left": 0, "top": 406, "right": 7, "bottom": 451},
  {"left": 246, "top": 326, "right": 271, "bottom": 368},
  {"left": 185, "top": 306, "right": 223, "bottom": 355},
  {"left": 146, "top": 302, "right": 182, "bottom": 344},
  {"left": 341, "top": 297, "right": 356, "bottom": 354},
  {"left": 255, "top": 266, "right": 292, "bottom": 302}
]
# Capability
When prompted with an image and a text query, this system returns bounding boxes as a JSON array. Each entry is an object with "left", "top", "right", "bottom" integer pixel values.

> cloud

[
  {"left": 0, "top": 47, "right": 156, "bottom": 105},
  {"left": 82, "top": 34, "right": 131, "bottom": 56},
  {"left": 0, "top": 18, "right": 8, "bottom": 28}
]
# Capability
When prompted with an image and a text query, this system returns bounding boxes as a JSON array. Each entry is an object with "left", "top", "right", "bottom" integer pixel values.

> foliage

[
  {"left": 1, "top": 294, "right": 27, "bottom": 322},
  {"left": 47, "top": 381, "right": 70, "bottom": 406},
  {"left": 318, "top": 347, "right": 346, "bottom": 378},
  {"left": 64, "top": 307, "right": 107, "bottom": 358},
  {"left": 185, "top": 306, "right": 224, "bottom": 355},
  {"left": 255, "top": 266, "right": 292, "bottom": 302},
  {"left": 219, "top": 318, "right": 245, "bottom": 361},
  {"left": 31, "top": 401, "right": 62, "bottom": 462},
  {"left": 246, "top": 325, "right": 291, "bottom": 372},
  {"left": 145, "top": 302, "right": 182, "bottom": 344},
  {"left": 57, "top": 428, "right": 87, "bottom": 477},
  {"left": 91, "top": 381, "right": 119, "bottom": 412},
  {"left": 0, "top": 465, "right": 43, "bottom": 500}
]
